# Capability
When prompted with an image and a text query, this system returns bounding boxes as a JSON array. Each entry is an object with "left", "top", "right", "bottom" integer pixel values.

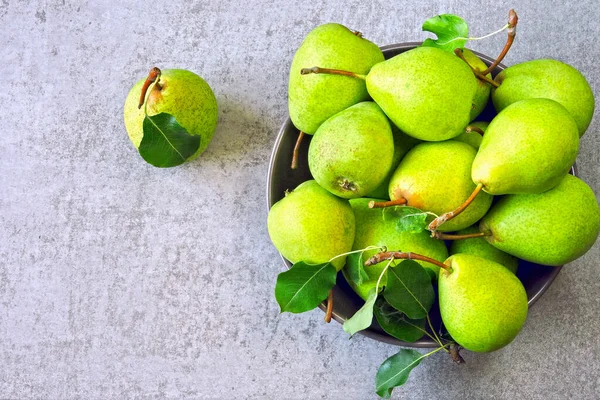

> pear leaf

[
  {"left": 382, "top": 206, "right": 430, "bottom": 233},
  {"left": 375, "top": 349, "right": 424, "bottom": 398},
  {"left": 139, "top": 113, "right": 200, "bottom": 168},
  {"left": 421, "top": 14, "right": 469, "bottom": 52},
  {"left": 275, "top": 261, "right": 337, "bottom": 314},
  {"left": 374, "top": 297, "right": 426, "bottom": 343},
  {"left": 345, "top": 252, "right": 371, "bottom": 286},
  {"left": 383, "top": 260, "right": 435, "bottom": 319},
  {"left": 343, "top": 288, "right": 377, "bottom": 337}
]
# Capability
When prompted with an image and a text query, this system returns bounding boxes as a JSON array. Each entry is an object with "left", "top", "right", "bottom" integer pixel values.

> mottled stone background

[{"left": 1, "top": 0, "right": 599, "bottom": 399}]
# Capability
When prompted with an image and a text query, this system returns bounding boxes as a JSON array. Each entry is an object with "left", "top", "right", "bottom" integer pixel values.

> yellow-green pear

[
  {"left": 439, "top": 254, "right": 528, "bottom": 352},
  {"left": 123, "top": 69, "right": 218, "bottom": 160},
  {"left": 480, "top": 174, "right": 600, "bottom": 266},
  {"left": 344, "top": 198, "right": 448, "bottom": 299},
  {"left": 267, "top": 180, "right": 355, "bottom": 271}
]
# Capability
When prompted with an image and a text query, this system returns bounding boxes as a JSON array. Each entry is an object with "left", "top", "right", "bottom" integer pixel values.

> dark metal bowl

[{"left": 267, "top": 43, "right": 567, "bottom": 347}]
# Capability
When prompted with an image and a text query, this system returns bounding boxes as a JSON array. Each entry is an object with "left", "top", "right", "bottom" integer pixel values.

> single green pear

[
  {"left": 344, "top": 198, "right": 448, "bottom": 299},
  {"left": 366, "top": 125, "right": 420, "bottom": 200},
  {"left": 493, "top": 59, "right": 595, "bottom": 136},
  {"left": 439, "top": 254, "right": 528, "bottom": 353},
  {"left": 288, "top": 23, "right": 385, "bottom": 135},
  {"left": 450, "top": 226, "right": 518, "bottom": 274},
  {"left": 480, "top": 174, "right": 600, "bottom": 266},
  {"left": 454, "top": 121, "right": 488, "bottom": 150},
  {"left": 308, "top": 102, "right": 394, "bottom": 199},
  {"left": 388, "top": 141, "right": 493, "bottom": 231},
  {"left": 366, "top": 46, "right": 477, "bottom": 141},
  {"left": 123, "top": 69, "right": 218, "bottom": 160},
  {"left": 472, "top": 98, "right": 579, "bottom": 195},
  {"left": 267, "top": 180, "right": 355, "bottom": 271},
  {"left": 462, "top": 49, "right": 492, "bottom": 121}
]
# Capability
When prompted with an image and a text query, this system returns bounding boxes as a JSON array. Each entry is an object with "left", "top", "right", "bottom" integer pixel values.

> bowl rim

[{"left": 267, "top": 42, "right": 566, "bottom": 347}]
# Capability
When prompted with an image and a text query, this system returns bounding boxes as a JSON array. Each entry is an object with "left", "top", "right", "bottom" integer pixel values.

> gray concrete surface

[{"left": 1, "top": 0, "right": 599, "bottom": 399}]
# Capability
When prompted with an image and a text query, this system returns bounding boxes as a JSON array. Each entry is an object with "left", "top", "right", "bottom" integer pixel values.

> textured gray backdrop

[{"left": 1, "top": 0, "right": 599, "bottom": 399}]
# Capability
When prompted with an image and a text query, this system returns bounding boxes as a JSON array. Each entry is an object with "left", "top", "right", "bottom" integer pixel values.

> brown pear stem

[
  {"left": 364, "top": 251, "right": 451, "bottom": 272},
  {"left": 300, "top": 66, "right": 366, "bottom": 80},
  {"left": 352, "top": 30, "right": 363, "bottom": 38},
  {"left": 465, "top": 125, "right": 485, "bottom": 136},
  {"left": 449, "top": 344, "right": 466, "bottom": 364},
  {"left": 432, "top": 231, "right": 490, "bottom": 240},
  {"left": 324, "top": 290, "right": 334, "bottom": 323},
  {"left": 138, "top": 67, "right": 162, "bottom": 109},
  {"left": 428, "top": 183, "right": 484, "bottom": 232},
  {"left": 368, "top": 198, "right": 407, "bottom": 209},
  {"left": 290, "top": 131, "right": 305, "bottom": 170},
  {"left": 481, "top": 9, "right": 518, "bottom": 76},
  {"left": 454, "top": 49, "right": 499, "bottom": 88}
]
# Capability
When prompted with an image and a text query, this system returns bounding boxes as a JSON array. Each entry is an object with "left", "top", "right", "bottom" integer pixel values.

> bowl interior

[{"left": 267, "top": 43, "right": 564, "bottom": 347}]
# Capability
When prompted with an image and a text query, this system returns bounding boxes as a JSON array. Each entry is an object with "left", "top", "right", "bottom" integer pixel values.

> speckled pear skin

[
  {"left": 343, "top": 198, "right": 448, "bottom": 299},
  {"left": 480, "top": 174, "right": 600, "bottom": 266},
  {"left": 454, "top": 121, "right": 488, "bottom": 150},
  {"left": 439, "top": 254, "right": 528, "bottom": 353},
  {"left": 308, "top": 102, "right": 394, "bottom": 199},
  {"left": 267, "top": 180, "right": 355, "bottom": 271},
  {"left": 493, "top": 59, "right": 595, "bottom": 137},
  {"left": 388, "top": 141, "right": 493, "bottom": 232},
  {"left": 472, "top": 98, "right": 579, "bottom": 195},
  {"left": 450, "top": 225, "right": 518, "bottom": 274},
  {"left": 123, "top": 69, "right": 218, "bottom": 160},
  {"left": 366, "top": 125, "right": 420, "bottom": 200},
  {"left": 366, "top": 46, "right": 477, "bottom": 141},
  {"left": 462, "top": 49, "right": 492, "bottom": 121},
  {"left": 288, "top": 23, "right": 385, "bottom": 135}
]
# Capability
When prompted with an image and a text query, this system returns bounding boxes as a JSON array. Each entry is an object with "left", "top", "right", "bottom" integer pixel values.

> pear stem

[
  {"left": 449, "top": 344, "right": 465, "bottom": 364},
  {"left": 432, "top": 231, "right": 489, "bottom": 240},
  {"left": 454, "top": 49, "right": 499, "bottom": 88},
  {"left": 368, "top": 198, "right": 407, "bottom": 209},
  {"left": 138, "top": 67, "right": 162, "bottom": 109},
  {"left": 324, "top": 290, "right": 334, "bottom": 323},
  {"left": 290, "top": 131, "right": 305, "bottom": 170},
  {"left": 481, "top": 9, "right": 518, "bottom": 76},
  {"left": 428, "top": 183, "right": 484, "bottom": 232},
  {"left": 364, "top": 251, "right": 451, "bottom": 272},
  {"left": 465, "top": 125, "right": 485, "bottom": 136},
  {"left": 300, "top": 66, "right": 366, "bottom": 80}
]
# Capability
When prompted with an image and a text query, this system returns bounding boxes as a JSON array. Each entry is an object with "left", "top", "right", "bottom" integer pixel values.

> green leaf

[
  {"left": 374, "top": 297, "right": 426, "bottom": 343},
  {"left": 383, "top": 260, "right": 435, "bottom": 319},
  {"left": 382, "top": 206, "right": 430, "bottom": 233},
  {"left": 345, "top": 252, "right": 370, "bottom": 287},
  {"left": 139, "top": 113, "right": 200, "bottom": 168},
  {"left": 343, "top": 288, "right": 377, "bottom": 337},
  {"left": 275, "top": 261, "right": 337, "bottom": 314},
  {"left": 375, "top": 349, "right": 424, "bottom": 398},
  {"left": 421, "top": 14, "right": 469, "bottom": 52}
]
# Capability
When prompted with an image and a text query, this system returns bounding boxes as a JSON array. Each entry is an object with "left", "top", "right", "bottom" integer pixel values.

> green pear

[
  {"left": 472, "top": 98, "right": 579, "bottom": 195},
  {"left": 493, "top": 59, "right": 595, "bottom": 136},
  {"left": 480, "top": 174, "right": 600, "bottom": 266},
  {"left": 388, "top": 141, "right": 493, "bottom": 232},
  {"left": 344, "top": 198, "right": 448, "bottom": 299},
  {"left": 366, "top": 46, "right": 477, "bottom": 141},
  {"left": 454, "top": 121, "right": 488, "bottom": 150},
  {"left": 267, "top": 180, "right": 355, "bottom": 271},
  {"left": 367, "top": 125, "right": 420, "bottom": 200},
  {"left": 439, "top": 254, "right": 528, "bottom": 352},
  {"left": 450, "top": 226, "right": 518, "bottom": 274},
  {"left": 462, "top": 49, "right": 492, "bottom": 121},
  {"left": 288, "top": 23, "right": 385, "bottom": 135},
  {"left": 123, "top": 69, "right": 218, "bottom": 160},
  {"left": 308, "top": 102, "right": 394, "bottom": 199}
]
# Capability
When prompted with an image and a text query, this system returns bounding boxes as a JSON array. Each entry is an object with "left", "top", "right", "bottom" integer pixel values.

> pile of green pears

[{"left": 268, "top": 14, "right": 599, "bottom": 397}]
